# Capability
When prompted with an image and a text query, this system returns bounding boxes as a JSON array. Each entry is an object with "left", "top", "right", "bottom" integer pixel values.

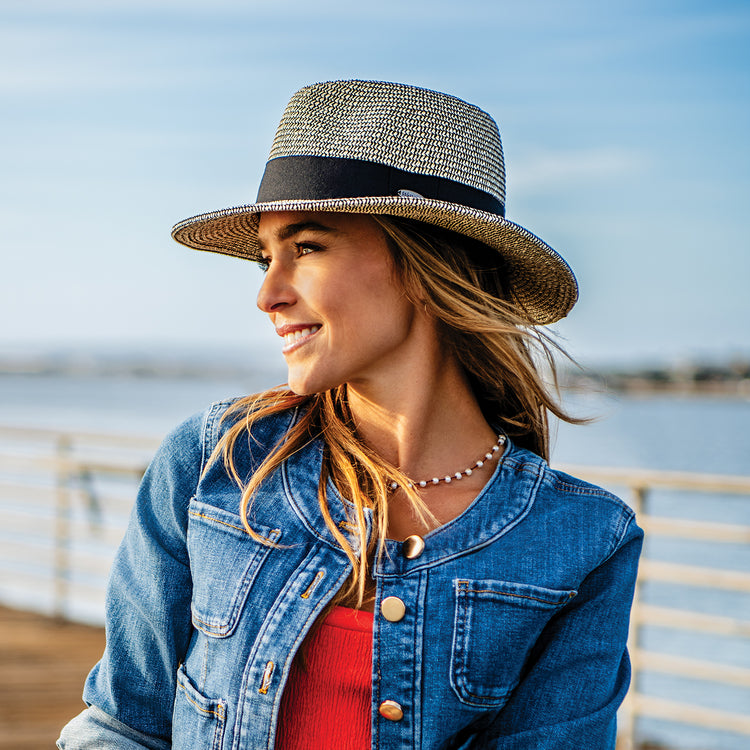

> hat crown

[{"left": 268, "top": 80, "right": 506, "bottom": 204}]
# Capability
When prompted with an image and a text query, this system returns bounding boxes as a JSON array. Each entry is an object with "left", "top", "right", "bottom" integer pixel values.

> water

[
  {"left": 0, "top": 370, "right": 286, "bottom": 435},
  {"left": 553, "top": 388, "right": 750, "bottom": 476},
  {"left": 1, "top": 373, "right": 749, "bottom": 749}
]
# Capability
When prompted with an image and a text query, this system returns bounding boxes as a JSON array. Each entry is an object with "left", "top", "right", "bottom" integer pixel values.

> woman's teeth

[{"left": 284, "top": 326, "right": 320, "bottom": 346}]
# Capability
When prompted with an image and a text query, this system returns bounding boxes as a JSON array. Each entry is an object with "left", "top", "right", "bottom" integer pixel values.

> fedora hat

[{"left": 171, "top": 80, "right": 578, "bottom": 324}]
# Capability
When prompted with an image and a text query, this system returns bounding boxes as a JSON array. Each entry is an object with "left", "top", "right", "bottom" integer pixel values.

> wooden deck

[{"left": 0, "top": 606, "right": 105, "bottom": 750}]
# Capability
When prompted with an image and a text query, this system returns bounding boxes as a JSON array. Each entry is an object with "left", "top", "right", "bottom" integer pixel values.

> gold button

[
  {"left": 380, "top": 596, "right": 406, "bottom": 622},
  {"left": 379, "top": 699, "right": 404, "bottom": 721},
  {"left": 402, "top": 534, "right": 425, "bottom": 559}
]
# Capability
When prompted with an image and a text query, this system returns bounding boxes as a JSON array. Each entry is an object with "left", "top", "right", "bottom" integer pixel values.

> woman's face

[{"left": 256, "top": 211, "right": 426, "bottom": 396}]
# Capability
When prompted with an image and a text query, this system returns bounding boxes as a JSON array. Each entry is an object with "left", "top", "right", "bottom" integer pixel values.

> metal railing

[
  {"left": 0, "top": 425, "right": 159, "bottom": 621},
  {"left": 0, "top": 425, "right": 748, "bottom": 748}
]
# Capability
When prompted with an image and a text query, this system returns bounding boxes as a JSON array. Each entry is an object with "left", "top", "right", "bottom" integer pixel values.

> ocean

[{"left": 1, "top": 370, "right": 748, "bottom": 749}]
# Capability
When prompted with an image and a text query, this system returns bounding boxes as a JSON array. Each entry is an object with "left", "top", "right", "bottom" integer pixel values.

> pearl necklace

[{"left": 390, "top": 434, "right": 506, "bottom": 490}]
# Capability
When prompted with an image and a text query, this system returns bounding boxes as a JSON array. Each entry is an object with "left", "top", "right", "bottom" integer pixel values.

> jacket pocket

[
  {"left": 173, "top": 663, "right": 227, "bottom": 750},
  {"left": 187, "top": 499, "right": 281, "bottom": 637},
  {"left": 451, "top": 578, "right": 577, "bottom": 708}
]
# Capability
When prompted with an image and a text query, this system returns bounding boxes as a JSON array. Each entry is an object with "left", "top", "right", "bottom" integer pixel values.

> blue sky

[{"left": 1, "top": 0, "right": 749, "bottom": 367}]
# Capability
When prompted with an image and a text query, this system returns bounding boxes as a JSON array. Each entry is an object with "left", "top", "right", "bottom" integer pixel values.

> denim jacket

[{"left": 59, "top": 400, "right": 642, "bottom": 750}]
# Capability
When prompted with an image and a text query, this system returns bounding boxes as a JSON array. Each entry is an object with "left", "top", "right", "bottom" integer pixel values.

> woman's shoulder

[
  {"left": 157, "top": 395, "right": 299, "bottom": 470},
  {"left": 501, "top": 443, "right": 640, "bottom": 553},
  {"left": 506, "top": 444, "right": 629, "bottom": 507}
]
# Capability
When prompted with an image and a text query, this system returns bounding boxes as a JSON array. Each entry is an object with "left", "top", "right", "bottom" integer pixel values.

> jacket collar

[
  {"left": 281, "top": 435, "right": 373, "bottom": 554},
  {"left": 380, "top": 443, "right": 544, "bottom": 574},
  {"left": 281, "top": 431, "right": 544, "bottom": 571}
]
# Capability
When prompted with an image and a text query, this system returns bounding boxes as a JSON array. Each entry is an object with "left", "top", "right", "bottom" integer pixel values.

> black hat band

[{"left": 256, "top": 155, "right": 505, "bottom": 217}]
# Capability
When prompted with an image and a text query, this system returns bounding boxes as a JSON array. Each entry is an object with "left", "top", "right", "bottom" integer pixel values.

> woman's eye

[
  {"left": 295, "top": 242, "right": 321, "bottom": 257},
  {"left": 257, "top": 257, "right": 271, "bottom": 273}
]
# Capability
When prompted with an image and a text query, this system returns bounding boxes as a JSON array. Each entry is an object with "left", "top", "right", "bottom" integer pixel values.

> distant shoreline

[
  {"left": 0, "top": 352, "right": 286, "bottom": 383},
  {"left": 564, "top": 362, "right": 750, "bottom": 399},
  {"left": 1, "top": 352, "right": 749, "bottom": 400},
  {"left": 564, "top": 377, "right": 750, "bottom": 399}
]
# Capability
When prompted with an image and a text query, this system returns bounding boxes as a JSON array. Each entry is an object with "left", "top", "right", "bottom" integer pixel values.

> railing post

[
  {"left": 53, "top": 434, "right": 73, "bottom": 620},
  {"left": 620, "top": 484, "right": 647, "bottom": 750}
]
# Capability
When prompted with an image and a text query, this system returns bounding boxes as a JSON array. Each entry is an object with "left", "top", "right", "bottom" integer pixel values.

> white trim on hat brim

[{"left": 171, "top": 195, "right": 578, "bottom": 325}]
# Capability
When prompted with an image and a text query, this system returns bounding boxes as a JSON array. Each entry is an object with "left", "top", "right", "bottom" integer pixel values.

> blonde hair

[{"left": 211, "top": 215, "right": 579, "bottom": 606}]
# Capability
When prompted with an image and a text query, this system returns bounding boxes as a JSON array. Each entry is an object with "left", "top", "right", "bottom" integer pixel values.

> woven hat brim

[{"left": 171, "top": 196, "right": 578, "bottom": 325}]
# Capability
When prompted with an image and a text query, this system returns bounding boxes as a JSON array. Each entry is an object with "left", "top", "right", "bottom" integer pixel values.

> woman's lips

[{"left": 277, "top": 325, "right": 321, "bottom": 353}]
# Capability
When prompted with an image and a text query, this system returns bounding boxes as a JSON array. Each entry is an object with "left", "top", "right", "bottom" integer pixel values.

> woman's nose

[{"left": 256, "top": 263, "right": 296, "bottom": 313}]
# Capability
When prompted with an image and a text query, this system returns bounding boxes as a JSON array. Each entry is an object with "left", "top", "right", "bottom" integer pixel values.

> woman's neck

[{"left": 345, "top": 353, "right": 497, "bottom": 487}]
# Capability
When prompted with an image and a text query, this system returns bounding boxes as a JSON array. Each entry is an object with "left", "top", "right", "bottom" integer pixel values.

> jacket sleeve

[
  {"left": 58, "top": 409, "right": 208, "bottom": 749},
  {"left": 479, "top": 512, "right": 643, "bottom": 749}
]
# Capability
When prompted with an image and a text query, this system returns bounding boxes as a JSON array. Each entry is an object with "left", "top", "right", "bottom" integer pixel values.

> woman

[{"left": 59, "top": 80, "right": 642, "bottom": 749}]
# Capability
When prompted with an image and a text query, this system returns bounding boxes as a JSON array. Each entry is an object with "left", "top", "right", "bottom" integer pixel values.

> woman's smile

[{"left": 277, "top": 324, "right": 322, "bottom": 354}]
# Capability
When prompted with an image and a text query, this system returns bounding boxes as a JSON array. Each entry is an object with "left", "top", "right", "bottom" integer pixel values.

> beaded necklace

[{"left": 390, "top": 434, "right": 506, "bottom": 490}]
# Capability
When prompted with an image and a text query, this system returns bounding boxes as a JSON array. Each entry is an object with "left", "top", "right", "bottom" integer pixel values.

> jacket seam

[
  {"left": 200, "top": 399, "right": 239, "bottom": 475},
  {"left": 597, "top": 511, "right": 639, "bottom": 568}
]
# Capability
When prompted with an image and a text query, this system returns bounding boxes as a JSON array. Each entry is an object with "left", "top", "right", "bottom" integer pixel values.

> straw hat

[{"left": 171, "top": 80, "right": 578, "bottom": 324}]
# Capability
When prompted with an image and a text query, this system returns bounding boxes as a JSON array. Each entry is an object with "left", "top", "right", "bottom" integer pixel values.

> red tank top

[{"left": 275, "top": 606, "right": 374, "bottom": 749}]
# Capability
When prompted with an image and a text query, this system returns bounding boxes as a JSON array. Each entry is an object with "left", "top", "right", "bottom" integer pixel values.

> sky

[{"left": 1, "top": 0, "right": 749, "bottom": 368}]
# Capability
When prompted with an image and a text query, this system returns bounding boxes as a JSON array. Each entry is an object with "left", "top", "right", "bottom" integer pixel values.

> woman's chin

[
  {"left": 287, "top": 382, "right": 316, "bottom": 396},
  {"left": 285, "top": 371, "right": 338, "bottom": 397}
]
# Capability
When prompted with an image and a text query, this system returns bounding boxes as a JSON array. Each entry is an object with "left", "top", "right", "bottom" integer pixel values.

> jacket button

[
  {"left": 402, "top": 534, "right": 425, "bottom": 559},
  {"left": 380, "top": 596, "right": 406, "bottom": 622},
  {"left": 379, "top": 700, "right": 404, "bottom": 721}
]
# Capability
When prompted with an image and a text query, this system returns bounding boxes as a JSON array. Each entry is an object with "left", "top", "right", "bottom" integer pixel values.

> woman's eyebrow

[
  {"left": 279, "top": 221, "right": 336, "bottom": 240},
  {"left": 257, "top": 220, "right": 337, "bottom": 250}
]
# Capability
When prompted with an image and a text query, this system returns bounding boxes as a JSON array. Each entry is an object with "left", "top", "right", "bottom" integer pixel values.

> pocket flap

[{"left": 187, "top": 499, "right": 281, "bottom": 637}]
